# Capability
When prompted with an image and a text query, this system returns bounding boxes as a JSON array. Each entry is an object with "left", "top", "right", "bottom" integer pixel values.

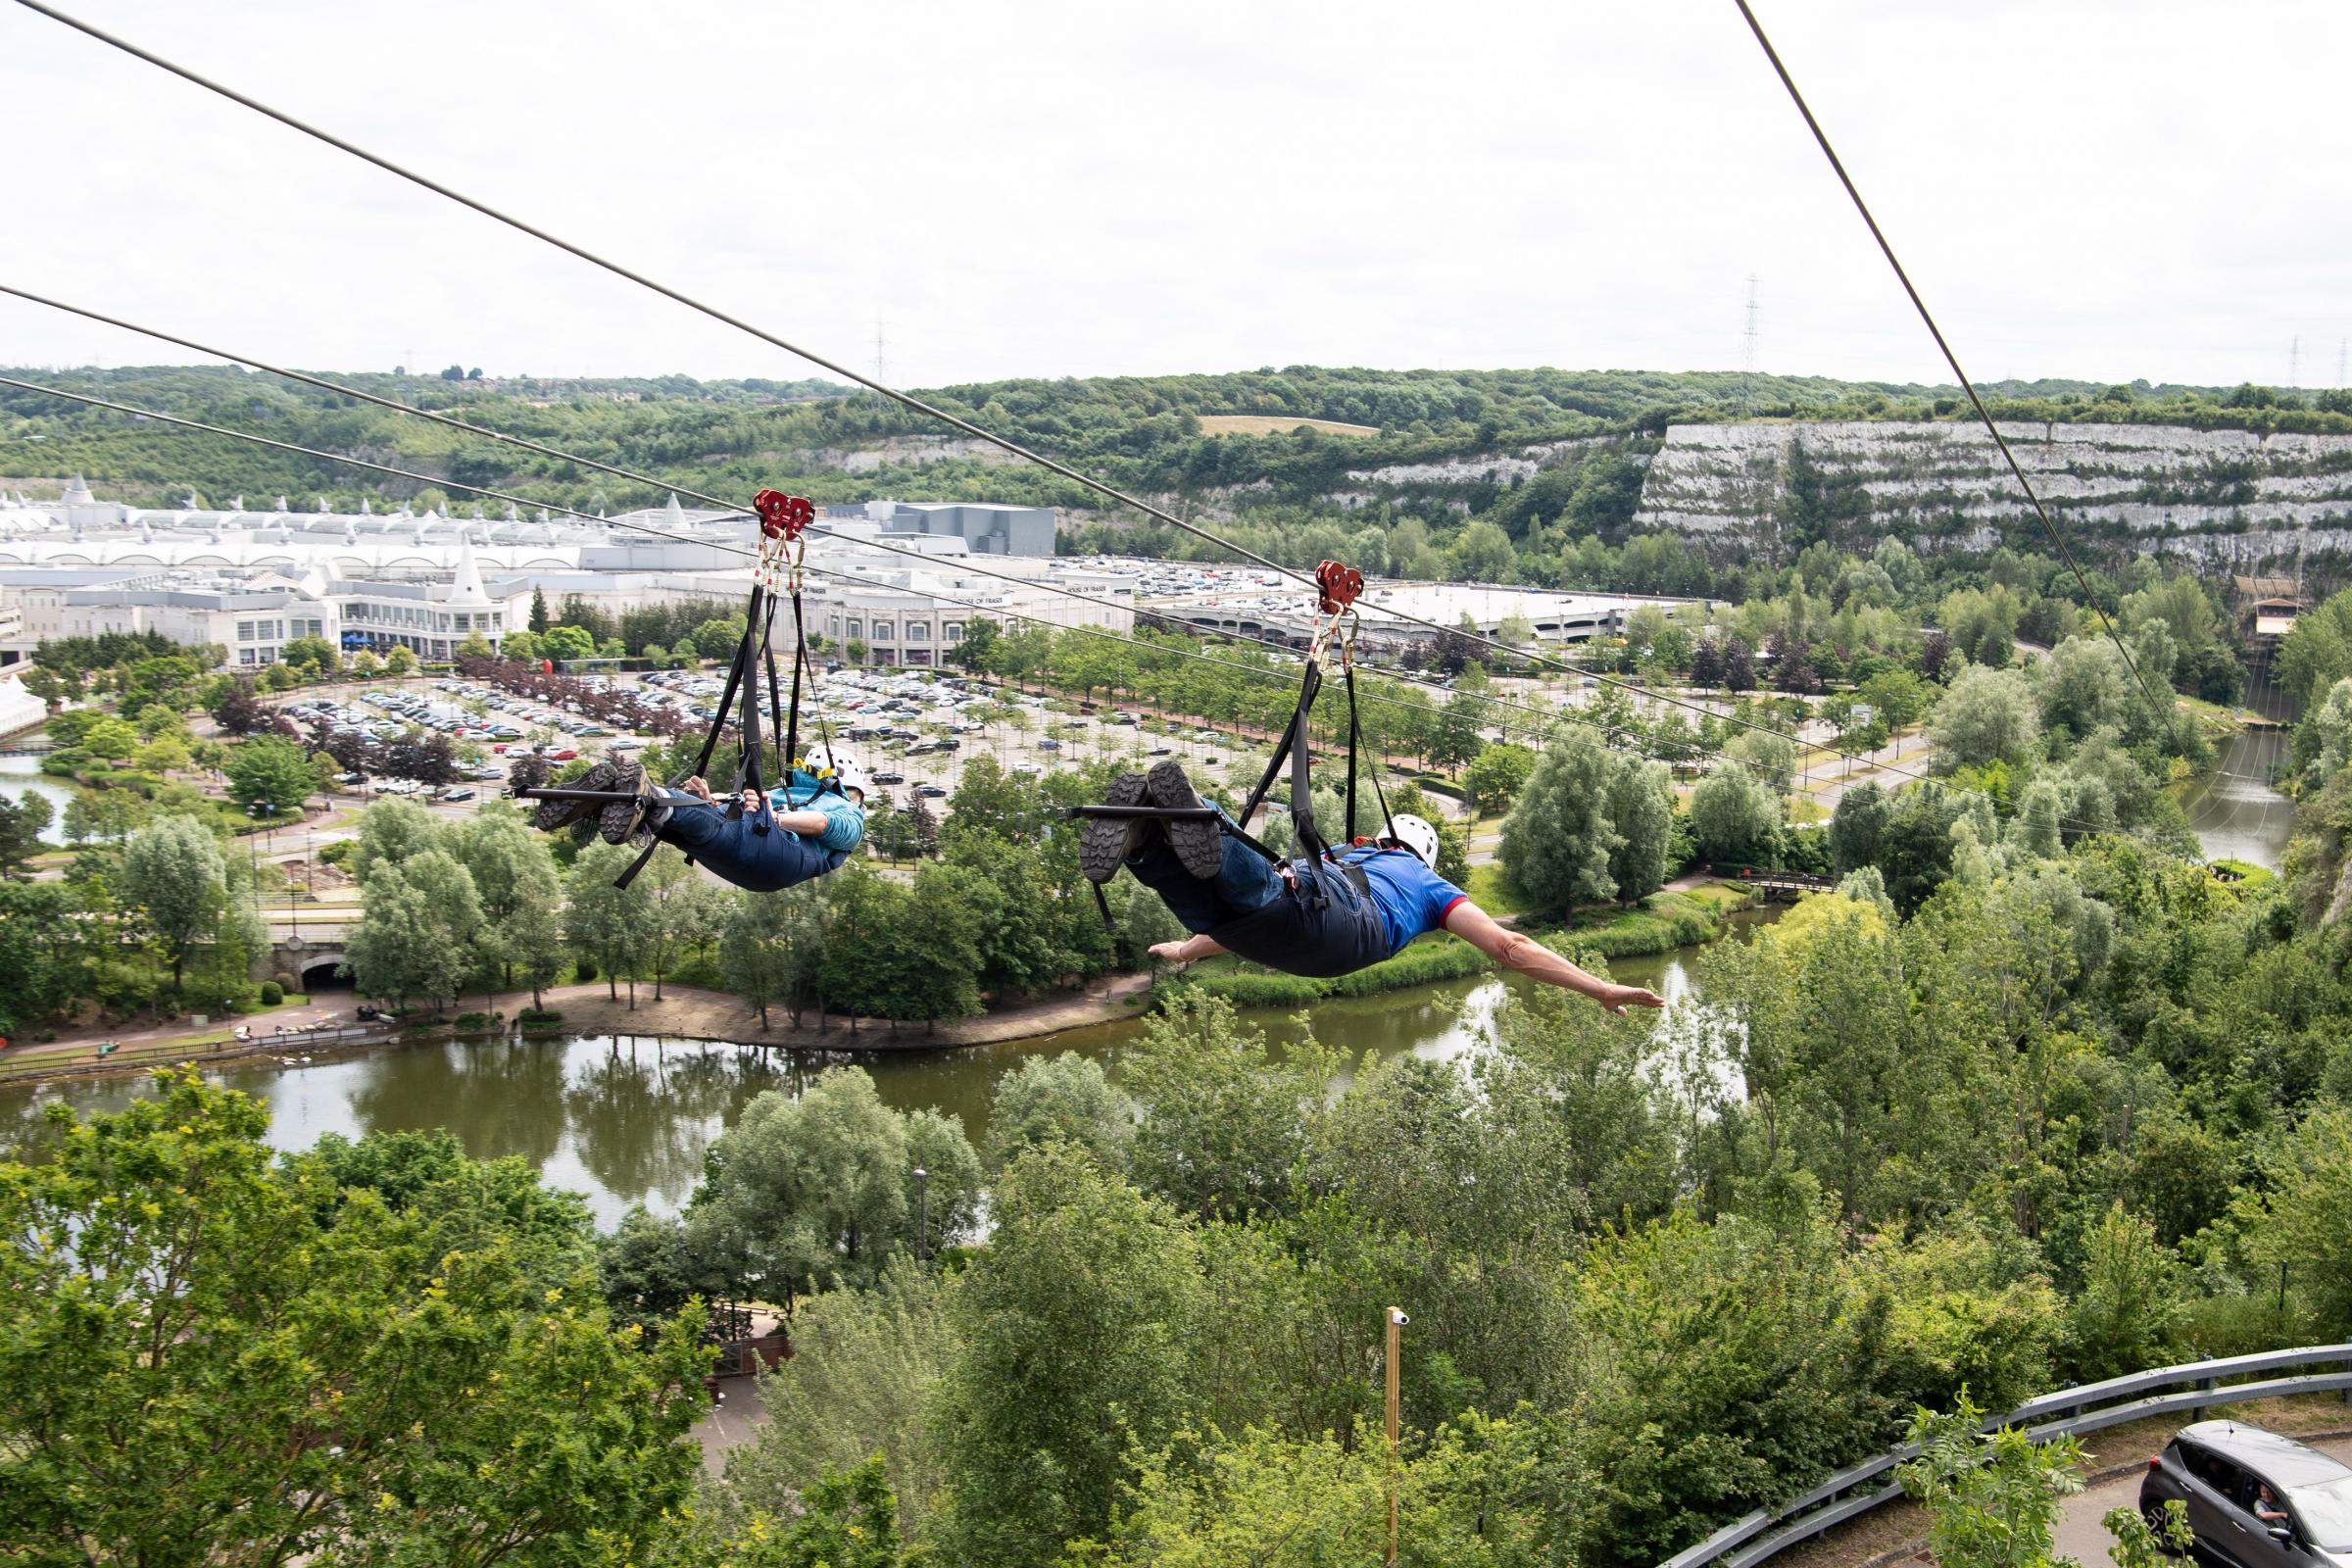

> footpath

[{"left": 0, "top": 972, "right": 1161, "bottom": 1087}]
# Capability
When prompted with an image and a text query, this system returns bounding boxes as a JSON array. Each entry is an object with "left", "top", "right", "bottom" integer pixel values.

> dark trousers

[
  {"left": 1125, "top": 811, "right": 1391, "bottom": 980},
  {"left": 657, "top": 804, "right": 842, "bottom": 894}
]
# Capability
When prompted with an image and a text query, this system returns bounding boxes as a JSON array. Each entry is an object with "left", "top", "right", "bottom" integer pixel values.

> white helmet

[
  {"left": 1382, "top": 813, "right": 1440, "bottom": 867},
  {"left": 828, "top": 760, "right": 870, "bottom": 803}
]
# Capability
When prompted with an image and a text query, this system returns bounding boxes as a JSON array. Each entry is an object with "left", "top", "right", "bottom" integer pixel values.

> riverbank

[
  {"left": 0, "top": 970, "right": 1165, "bottom": 1087},
  {"left": 0, "top": 878, "right": 1766, "bottom": 1089}
]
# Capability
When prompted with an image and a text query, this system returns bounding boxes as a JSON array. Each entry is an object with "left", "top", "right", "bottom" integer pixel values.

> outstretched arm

[
  {"left": 1149, "top": 934, "right": 1227, "bottom": 966},
  {"left": 1442, "top": 901, "right": 1665, "bottom": 1013},
  {"left": 771, "top": 809, "right": 831, "bottom": 836}
]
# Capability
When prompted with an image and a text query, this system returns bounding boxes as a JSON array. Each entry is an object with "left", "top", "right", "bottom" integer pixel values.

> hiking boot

[
  {"left": 530, "top": 759, "right": 618, "bottom": 833},
  {"left": 597, "top": 763, "right": 652, "bottom": 845},
  {"left": 1148, "top": 760, "right": 1223, "bottom": 880},
  {"left": 1080, "top": 771, "right": 1151, "bottom": 884}
]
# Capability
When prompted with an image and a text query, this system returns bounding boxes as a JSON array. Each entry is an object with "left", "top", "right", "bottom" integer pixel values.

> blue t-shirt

[
  {"left": 1333, "top": 843, "right": 1469, "bottom": 956},
  {"left": 769, "top": 770, "right": 865, "bottom": 855}
]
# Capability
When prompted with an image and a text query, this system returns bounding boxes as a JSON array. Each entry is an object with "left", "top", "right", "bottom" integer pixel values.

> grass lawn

[{"left": 1466, "top": 861, "right": 1536, "bottom": 916}]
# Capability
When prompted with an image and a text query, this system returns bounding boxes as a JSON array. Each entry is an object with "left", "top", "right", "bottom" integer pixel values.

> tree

[
  {"left": 224, "top": 735, "right": 321, "bottom": 815},
  {"left": 1124, "top": 992, "right": 1334, "bottom": 1223},
  {"left": 349, "top": 797, "right": 443, "bottom": 883},
  {"left": 718, "top": 885, "right": 825, "bottom": 1029},
  {"left": 2065, "top": 1202, "right": 2182, "bottom": 1382},
  {"left": 0, "top": 793, "right": 54, "bottom": 873},
  {"left": 536, "top": 623, "right": 594, "bottom": 665},
  {"left": 529, "top": 587, "right": 550, "bottom": 634},
  {"left": 345, "top": 849, "right": 482, "bottom": 1011},
  {"left": 383, "top": 644, "right": 417, "bottom": 675},
  {"left": 2243, "top": 1107, "right": 2352, "bottom": 1336},
  {"left": 982, "top": 1050, "right": 1133, "bottom": 1172},
  {"left": 1690, "top": 636, "right": 1726, "bottom": 691},
  {"left": 1606, "top": 758, "right": 1675, "bottom": 902},
  {"left": 280, "top": 635, "right": 339, "bottom": 676},
  {"left": 935, "top": 1143, "right": 1204, "bottom": 1568},
  {"left": 0, "top": 1072, "right": 708, "bottom": 1568},
  {"left": 685, "top": 1067, "right": 973, "bottom": 1310},
  {"left": 1429, "top": 694, "right": 1488, "bottom": 777},
  {"left": 565, "top": 841, "right": 651, "bottom": 1004},
  {"left": 1723, "top": 637, "right": 1757, "bottom": 693},
  {"left": 948, "top": 614, "right": 1002, "bottom": 673},
  {"left": 1930, "top": 665, "right": 2040, "bottom": 769},
  {"left": 446, "top": 810, "right": 564, "bottom": 1004},
  {"left": 121, "top": 813, "right": 230, "bottom": 991},
  {"left": 1463, "top": 742, "right": 1537, "bottom": 818},
  {"left": 1499, "top": 728, "right": 1625, "bottom": 910},
  {"left": 1689, "top": 767, "right": 1781, "bottom": 865},
  {"left": 83, "top": 715, "right": 137, "bottom": 762},
  {"left": 637, "top": 846, "right": 724, "bottom": 1000},
  {"left": 1829, "top": 781, "right": 1892, "bottom": 874}
]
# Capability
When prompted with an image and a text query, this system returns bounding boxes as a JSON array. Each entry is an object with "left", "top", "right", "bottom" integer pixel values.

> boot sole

[
  {"left": 597, "top": 763, "right": 650, "bottom": 844},
  {"left": 1080, "top": 772, "right": 1149, "bottom": 884},
  {"left": 1148, "top": 760, "right": 1223, "bottom": 880},
  {"left": 532, "top": 759, "right": 618, "bottom": 832}
]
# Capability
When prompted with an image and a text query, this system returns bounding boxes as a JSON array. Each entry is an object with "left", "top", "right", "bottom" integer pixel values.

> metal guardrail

[{"left": 1660, "top": 1344, "right": 2352, "bottom": 1568}]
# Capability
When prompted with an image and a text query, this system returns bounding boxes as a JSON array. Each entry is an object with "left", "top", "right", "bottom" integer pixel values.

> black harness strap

[
  {"left": 1342, "top": 665, "right": 1396, "bottom": 848},
  {"left": 1234, "top": 659, "right": 1320, "bottom": 845}
]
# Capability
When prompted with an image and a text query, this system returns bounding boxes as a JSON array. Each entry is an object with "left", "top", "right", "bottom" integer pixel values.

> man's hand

[
  {"left": 1601, "top": 984, "right": 1667, "bottom": 1014},
  {"left": 739, "top": 786, "right": 765, "bottom": 813},
  {"left": 681, "top": 775, "right": 714, "bottom": 806},
  {"left": 1149, "top": 941, "right": 1194, "bottom": 966}
]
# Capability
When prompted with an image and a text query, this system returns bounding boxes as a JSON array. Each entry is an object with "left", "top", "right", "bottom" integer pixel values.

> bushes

[
  {"left": 1176, "top": 935, "right": 1492, "bottom": 1009},
  {"left": 517, "top": 1007, "right": 564, "bottom": 1027},
  {"left": 573, "top": 956, "right": 598, "bottom": 983},
  {"left": 257, "top": 980, "right": 283, "bottom": 1006}
]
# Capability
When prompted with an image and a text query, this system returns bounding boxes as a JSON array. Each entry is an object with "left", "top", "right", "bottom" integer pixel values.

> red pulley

[
  {"left": 1314, "top": 559, "right": 1364, "bottom": 615},
  {"left": 753, "top": 489, "right": 815, "bottom": 541}
]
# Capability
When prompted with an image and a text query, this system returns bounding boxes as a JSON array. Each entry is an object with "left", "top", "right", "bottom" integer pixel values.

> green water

[{"left": 0, "top": 912, "right": 1768, "bottom": 1229}]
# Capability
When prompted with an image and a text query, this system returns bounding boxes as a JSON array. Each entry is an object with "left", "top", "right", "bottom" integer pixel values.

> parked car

[
  {"left": 546, "top": 748, "right": 578, "bottom": 761},
  {"left": 1039, "top": 738, "right": 1062, "bottom": 751},
  {"left": 914, "top": 784, "right": 948, "bottom": 799},
  {"left": 2140, "top": 1421, "right": 2352, "bottom": 1568},
  {"left": 872, "top": 771, "right": 906, "bottom": 786},
  {"left": 440, "top": 787, "right": 476, "bottom": 803}
]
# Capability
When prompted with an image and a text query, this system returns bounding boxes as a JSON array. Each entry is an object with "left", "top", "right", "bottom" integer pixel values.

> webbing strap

[
  {"left": 1342, "top": 665, "right": 1396, "bottom": 847},
  {"left": 1236, "top": 660, "right": 1320, "bottom": 833},
  {"left": 695, "top": 583, "right": 764, "bottom": 782},
  {"left": 781, "top": 585, "right": 806, "bottom": 782}
]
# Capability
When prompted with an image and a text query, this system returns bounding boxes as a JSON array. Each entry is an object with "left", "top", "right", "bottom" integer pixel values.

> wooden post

[{"left": 1386, "top": 1305, "right": 1403, "bottom": 1567}]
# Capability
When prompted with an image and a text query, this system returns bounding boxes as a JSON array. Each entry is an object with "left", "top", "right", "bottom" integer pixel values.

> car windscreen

[{"left": 2289, "top": 1476, "right": 2352, "bottom": 1550}]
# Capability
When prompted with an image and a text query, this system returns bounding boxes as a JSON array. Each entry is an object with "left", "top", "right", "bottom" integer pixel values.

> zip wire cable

[
  {"left": 0, "top": 372, "right": 1922, "bottom": 810},
  {"left": 7, "top": 0, "right": 1942, "bottom": 780},
  {"left": 0, "top": 281, "right": 1923, "bottom": 792},
  {"left": 1729, "top": 0, "right": 2171, "bottom": 724}
]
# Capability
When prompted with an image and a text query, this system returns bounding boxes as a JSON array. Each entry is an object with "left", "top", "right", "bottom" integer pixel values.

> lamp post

[
  {"left": 912, "top": 1166, "right": 928, "bottom": 1263},
  {"left": 1385, "top": 1305, "right": 1406, "bottom": 1567}
]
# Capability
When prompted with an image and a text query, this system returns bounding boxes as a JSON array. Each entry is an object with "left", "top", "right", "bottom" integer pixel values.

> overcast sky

[{"left": 4, "top": 1, "right": 2345, "bottom": 393}]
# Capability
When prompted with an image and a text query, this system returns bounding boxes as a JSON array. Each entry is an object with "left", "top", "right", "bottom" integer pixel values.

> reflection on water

[
  {"left": 2180, "top": 726, "right": 2294, "bottom": 873},
  {"left": 0, "top": 913, "right": 1758, "bottom": 1227},
  {"left": 0, "top": 754, "right": 75, "bottom": 819}
]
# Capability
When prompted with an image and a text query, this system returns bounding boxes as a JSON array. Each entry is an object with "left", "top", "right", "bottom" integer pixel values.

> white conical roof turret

[
  {"left": 665, "top": 492, "right": 687, "bottom": 524},
  {"left": 62, "top": 473, "right": 94, "bottom": 504},
  {"left": 446, "top": 532, "right": 491, "bottom": 608}
]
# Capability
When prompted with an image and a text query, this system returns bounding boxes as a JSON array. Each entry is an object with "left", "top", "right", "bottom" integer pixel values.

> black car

[{"left": 2141, "top": 1421, "right": 2352, "bottom": 1568}]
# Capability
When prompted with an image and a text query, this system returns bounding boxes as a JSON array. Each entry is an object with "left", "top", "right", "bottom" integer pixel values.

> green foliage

[
  {"left": 721, "top": 1262, "right": 954, "bottom": 1538},
  {"left": 1125, "top": 992, "right": 1336, "bottom": 1223},
  {"left": 684, "top": 1067, "right": 979, "bottom": 1311},
  {"left": 1498, "top": 728, "right": 1672, "bottom": 911},
  {"left": 982, "top": 1050, "right": 1132, "bottom": 1173},
  {"left": 257, "top": 979, "right": 282, "bottom": 1005},
  {"left": 223, "top": 734, "right": 322, "bottom": 814},
  {"left": 935, "top": 1144, "right": 1204, "bottom": 1568},
  {"left": 1897, "top": 1395, "right": 2083, "bottom": 1568},
  {"left": 0, "top": 1072, "right": 708, "bottom": 1568}
]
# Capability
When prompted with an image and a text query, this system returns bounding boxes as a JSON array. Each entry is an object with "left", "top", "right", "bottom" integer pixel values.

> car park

[{"left": 2140, "top": 1421, "right": 2352, "bottom": 1568}]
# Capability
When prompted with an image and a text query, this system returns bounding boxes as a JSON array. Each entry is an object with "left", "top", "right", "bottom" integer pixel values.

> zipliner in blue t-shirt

[{"left": 1328, "top": 841, "right": 1470, "bottom": 956}]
